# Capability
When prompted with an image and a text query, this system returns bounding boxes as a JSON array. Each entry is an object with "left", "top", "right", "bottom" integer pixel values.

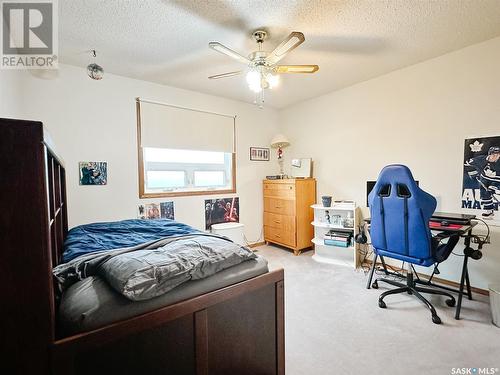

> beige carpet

[{"left": 255, "top": 245, "right": 500, "bottom": 375}]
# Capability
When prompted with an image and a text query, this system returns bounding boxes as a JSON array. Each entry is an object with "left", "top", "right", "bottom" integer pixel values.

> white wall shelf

[
  {"left": 311, "top": 221, "right": 355, "bottom": 230},
  {"left": 311, "top": 204, "right": 355, "bottom": 211},
  {"left": 311, "top": 203, "right": 359, "bottom": 269},
  {"left": 312, "top": 238, "right": 355, "bottom": 249}
]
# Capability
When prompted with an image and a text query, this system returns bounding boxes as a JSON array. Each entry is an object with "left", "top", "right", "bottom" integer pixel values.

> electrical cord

[
  {"left": 358, "top": 242, "right": 406, "bottom": 280},
  {"left": 358, "top": 242, "right": 373, "bottom": 274},
  {"left": 473, "top": 217, "right": 490, "bottom": 242},
  {"left": 452, "top": 217, "right": 490, "bottom": 257},
  {"left": 374, "top": 261, "right": 407, "bottom": 281},
  {"left": 243, "top": 227, "right": 264, "bottom": 247}
]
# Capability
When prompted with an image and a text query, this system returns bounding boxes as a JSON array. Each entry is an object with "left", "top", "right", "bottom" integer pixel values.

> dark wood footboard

[{"left": 51, "top": 269, "right": 285, "bottom": 375}]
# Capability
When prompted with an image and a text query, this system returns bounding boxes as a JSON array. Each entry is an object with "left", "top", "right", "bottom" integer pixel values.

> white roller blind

[{"left": 138, "top": 99, "right": 235, "bottom": 153}]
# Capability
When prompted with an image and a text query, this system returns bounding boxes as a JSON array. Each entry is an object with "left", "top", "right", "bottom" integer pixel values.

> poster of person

[
  {"left": 205, "top": 197, "right": 239, "bottom": 230},
  {"left": 462, "top": 136, "right": 500, "bottom": 223},
  {"left": 79, "top": 161, "right": 107, "bottom": 185},
  {"left": 160, "top": 201, "right": 175, "bottom": 220},
  {"left": 138, "top": 201, "right": 175, "bottom": 220}
]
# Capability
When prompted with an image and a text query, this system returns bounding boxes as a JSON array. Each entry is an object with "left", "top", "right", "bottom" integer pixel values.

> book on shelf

[
  {"left": 324, "top": 229, "right": 352, "bottom": 247},
  {"left": 325, "top": 229, "right": 352, "bottom": 238},
  {"left": 328, "top": 236, "right": 351, "bottom": 241},
  {"left": 324, "top": 238, "right": 350, "bottom": 247}
]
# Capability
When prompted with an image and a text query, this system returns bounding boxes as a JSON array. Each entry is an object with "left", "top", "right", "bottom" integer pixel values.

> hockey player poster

[{"left": 462, "top": 136, "right": 500, "bottom": 224}]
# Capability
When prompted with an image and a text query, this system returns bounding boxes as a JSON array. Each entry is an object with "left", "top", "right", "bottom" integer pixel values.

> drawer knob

[
  {"left": 275, "top": 234, "right": 281, "bottom": 238},
  {"left": 274, "top": 220, "right": 281, "bottom": 224},
  {"left": 275, "top": 206, "right": 281, "bottom": 209}
]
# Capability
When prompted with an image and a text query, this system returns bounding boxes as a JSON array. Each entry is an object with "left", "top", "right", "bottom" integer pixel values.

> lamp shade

[{"left": 271, "top": 134, "right": 290, "bottom": 148}]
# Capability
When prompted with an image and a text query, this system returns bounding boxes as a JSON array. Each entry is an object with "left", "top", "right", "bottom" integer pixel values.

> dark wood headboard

[
  {"left": 0, "top": 118, "right": 68, "bottom": 373},
  {"left": 46, "top": 143, "right": 68, "bottom": 267}
]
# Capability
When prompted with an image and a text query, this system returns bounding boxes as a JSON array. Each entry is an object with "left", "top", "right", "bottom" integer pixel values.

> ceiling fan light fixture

[{"left": 246, "top": 70, "right": 262, "bottom": 93}]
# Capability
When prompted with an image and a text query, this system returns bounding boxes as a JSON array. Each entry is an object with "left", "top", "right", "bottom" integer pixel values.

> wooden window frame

[{"left": 136, "top": 101, "right": 236, "bottom": 198}]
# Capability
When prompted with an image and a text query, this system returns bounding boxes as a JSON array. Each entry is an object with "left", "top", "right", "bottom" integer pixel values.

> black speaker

[{"left": 355, "top": 225, "right": 367, "bottom": 244}]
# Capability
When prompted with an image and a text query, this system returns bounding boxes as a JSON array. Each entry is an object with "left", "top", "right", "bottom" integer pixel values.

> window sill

[{"left": 139, "top": 188, "right": 236, "bottom": 199}]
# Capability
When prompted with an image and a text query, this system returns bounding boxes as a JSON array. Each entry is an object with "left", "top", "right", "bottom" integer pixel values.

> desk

[{"left": 364, "top": 214, "right": 480, "bottom": 320}]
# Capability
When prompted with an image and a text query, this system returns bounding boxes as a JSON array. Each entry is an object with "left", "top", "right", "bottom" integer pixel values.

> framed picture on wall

[
  {"left": 79, "top": 161, "right": 107, "bottom": 185},
  {"left": 250, "top": 147, "right": 270, "bottom": 161}
]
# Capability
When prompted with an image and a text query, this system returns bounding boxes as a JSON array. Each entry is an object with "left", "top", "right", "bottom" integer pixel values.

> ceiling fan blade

[
  {"left": 208, "top": 71, "right": 242, "bottom": 80},
  {"left": 209, "top": 42, "right": 250, "bottom": 64},
  {"left": 266, "top": 32, "right": 305, "bottom": 64},
  {"left": 274, "top": 65, "right": 319, "bottom": 73}
]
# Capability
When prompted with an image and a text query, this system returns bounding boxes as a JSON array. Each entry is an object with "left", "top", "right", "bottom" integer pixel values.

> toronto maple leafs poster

[{"left": 462, "top": 136, "right": 500, "bottom": 224}]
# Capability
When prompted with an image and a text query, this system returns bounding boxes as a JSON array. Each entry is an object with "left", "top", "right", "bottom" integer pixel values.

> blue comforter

[{"left": 62, "top": 219, "right": 200, "bottom": 263}]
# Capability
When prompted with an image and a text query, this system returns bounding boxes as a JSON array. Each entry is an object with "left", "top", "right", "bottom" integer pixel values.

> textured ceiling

[{"left": 59, "top": 0, "right": 500, "bottom": 108}]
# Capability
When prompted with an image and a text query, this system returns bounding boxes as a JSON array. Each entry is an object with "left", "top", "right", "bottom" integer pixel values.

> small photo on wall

[
  {"left": 79, "top": 161, "right": 107, "bottom": 185},
  {"left": 138, "top": 201, "right": 175, "bottom": 220},
  {"left": 250, "top": 147, "right": 270, "bottom": 161},
  {"left": 205, "top": 197, "right": 239, "bottom": 230},
  {"left": 160, "top": 201, "right": 175, "bottom": 220}
]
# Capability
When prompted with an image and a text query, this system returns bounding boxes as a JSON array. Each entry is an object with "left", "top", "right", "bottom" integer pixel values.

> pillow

[{"left": 98, "top": 235, "right": 256, "bottom": 301}]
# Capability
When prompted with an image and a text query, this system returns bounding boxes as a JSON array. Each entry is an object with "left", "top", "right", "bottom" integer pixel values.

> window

[
  {"left": 136, "top": 99, "right": 236, "bottom": 197},
  {"left": 146, "top": 171, "right": 185, "bottom": 189},
  {"left": 143, "top": 147, "right": 234, "bottom": 195},
  {"left": 194, "top": 171, "right": 225, "bottom": 187}
]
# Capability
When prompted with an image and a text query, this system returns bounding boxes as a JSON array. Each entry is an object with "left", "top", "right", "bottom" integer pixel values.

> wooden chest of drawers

[{"left": 263, "top": 178, "right": 316, "bottom": 255}]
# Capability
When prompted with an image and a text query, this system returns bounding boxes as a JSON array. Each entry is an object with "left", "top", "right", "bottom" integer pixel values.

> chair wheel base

[
  {"left": 432, "top": 315, "right": 442, "bottom": 324},
  {"left": 378, "top": 300, "right": 386, "bottom": 308},
  {"left": 372, "top": 281, "right": 378, "bottom": 289},
  {"left": 445, "top": 299, "right": 456, "bottom": 307}
]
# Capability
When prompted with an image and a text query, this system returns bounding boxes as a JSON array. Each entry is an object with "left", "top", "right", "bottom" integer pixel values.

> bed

[{"left": 0, "top": 118, "right": 285, "bottom": 375}]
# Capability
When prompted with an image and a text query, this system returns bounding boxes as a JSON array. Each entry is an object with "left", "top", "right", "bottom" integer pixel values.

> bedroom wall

[
  {"left": 0, "top": 64, "right": 280, "bottom": 243},
  {"left": 278, "top": 36, "right": 500, "bottom": 290},
  {"left": 0, "top": 69, "right": 23, "bottom": 117}
]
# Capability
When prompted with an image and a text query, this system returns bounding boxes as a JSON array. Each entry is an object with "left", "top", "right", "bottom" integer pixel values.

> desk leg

[
  {"left": 465, "top": 270, "right": 473, "bottom": 301},
  {"left": 455, "top": 254, "right": 469, "bottom": 320}
]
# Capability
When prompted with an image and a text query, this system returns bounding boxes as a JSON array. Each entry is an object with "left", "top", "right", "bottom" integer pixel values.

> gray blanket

[{"left": 53, "top": 234, "right": 257, "bottom": 301}]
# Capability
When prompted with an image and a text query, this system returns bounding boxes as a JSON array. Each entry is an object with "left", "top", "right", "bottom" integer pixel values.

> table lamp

[{"left": 271, "top": 134, "right": 290, "bottom": 177}]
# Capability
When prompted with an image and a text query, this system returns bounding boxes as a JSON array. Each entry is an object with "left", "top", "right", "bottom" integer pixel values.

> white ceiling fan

[{"left": 208, "top": 30, "right": 319, "bottom": 107}]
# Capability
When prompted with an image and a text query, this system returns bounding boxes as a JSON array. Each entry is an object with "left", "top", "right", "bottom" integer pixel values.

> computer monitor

[{"left": 366, "top": 180, "right": 419, "bottom": 207}]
